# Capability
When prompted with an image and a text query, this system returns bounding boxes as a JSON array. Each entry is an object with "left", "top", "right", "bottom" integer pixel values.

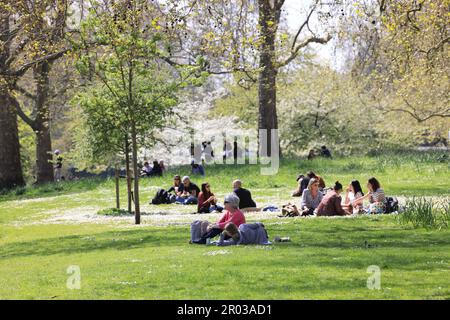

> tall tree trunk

[
  {"left": 131, "top": 124, "right": 140, "bottom": 225},
  {"left": 0, "top": 93, "right": 25, "bottom": 190},
  {"left": 125, "top": 137, "right": 132, "bottom": 214},
  {"left": 0, "top": 14, "right": 25, "bottom": 189},
  {"left": 34, "top": 62, "right": 54, "bottom": 183},
  {"left": 115, "top": 164, "right": 120, "bottom": 209},
  {"left": 258, "top": 0, "right": 280, "bottom": 157}
]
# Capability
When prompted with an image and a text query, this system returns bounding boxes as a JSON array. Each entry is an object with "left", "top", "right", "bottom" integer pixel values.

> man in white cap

[{"left": 54, "top": 150, "right": 63, "bottom": 182}]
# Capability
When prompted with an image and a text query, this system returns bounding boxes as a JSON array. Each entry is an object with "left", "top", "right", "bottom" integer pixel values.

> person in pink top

[{"left": 191, "top": 193, "right": 246, "bottom": 244}]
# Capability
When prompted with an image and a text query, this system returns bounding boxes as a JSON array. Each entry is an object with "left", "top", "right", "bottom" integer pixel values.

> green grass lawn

[{"left": 0, "top": 151, "right": 449, "bottom": 299}]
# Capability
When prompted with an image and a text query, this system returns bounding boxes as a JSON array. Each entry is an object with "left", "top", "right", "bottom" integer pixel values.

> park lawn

[
  {"left": 0, "top": 216, "right": 449, "bottom": 299},
  {"left": 0, "top": 152, "right": 449, "bottom": 299}
]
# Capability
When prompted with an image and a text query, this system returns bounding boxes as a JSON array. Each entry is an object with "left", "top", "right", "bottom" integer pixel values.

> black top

[
  {"left": 149, "top": 164, "right": 162, "bottom": 176},
  {"left": 300, "top": 177, "right": 310, "bottom": 196},
  {"left": 234, "top": 187, "right": 256, "bottom": 209},
  {"left": 56, "top": 155, "right": 63, "bottom": 168},
  {"left": 184, "top": 182, "right": 200, "bottom": 196},
  {"left": 321, "top": 148, "right": 332, "bottom": 158},
  {"left": 167, "top": 184, "right": 184, "bottom": 194}
]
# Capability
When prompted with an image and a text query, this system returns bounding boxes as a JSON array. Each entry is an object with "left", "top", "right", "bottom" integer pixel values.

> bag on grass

[
  {"left": 168, "top": 193, "right": 177, "bottom": 204},
  {"left": 385, "top": 196, "right": 399, "bottom": 214},
  {"left": 190, "top": 220, "right": 210, "bottom": 242},
  {"left": 151, "top": 189, "right": 169, "bottom": 205}
]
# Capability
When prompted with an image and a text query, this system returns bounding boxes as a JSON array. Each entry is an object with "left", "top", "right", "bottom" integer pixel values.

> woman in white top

[{"left": 343, "top": 180, "right": 364, "bottom": 214}]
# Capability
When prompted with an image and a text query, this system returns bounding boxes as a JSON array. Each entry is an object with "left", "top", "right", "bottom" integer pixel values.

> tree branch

[
  {"left": 279, "top": 34, "right": 332, "bottom": 68},
  {"left": 13, "top": 84, "right": 36, "bottom": 100},
  {"left": 11, "top": 96, "right": 36, "bottom": 130},
  {"left": 9, "top": 49, "right": 69, "bottom": 77},
  {"left": 291, "top": 2, "right": 317, "bottom": 52}
]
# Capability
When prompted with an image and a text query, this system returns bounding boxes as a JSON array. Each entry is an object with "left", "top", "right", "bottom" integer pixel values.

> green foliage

[
  {"left": 398, "top": 197, "right": 450, "bottom": 230},
  {"left": 70, "top": 0, "right": 206, "bottom": 165},
  {"left": 210, "top": 79, "right": 258, "bottom": 127}
]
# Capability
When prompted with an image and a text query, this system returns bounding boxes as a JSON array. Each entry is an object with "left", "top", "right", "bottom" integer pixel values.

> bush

[{"left": 398, "top": 197, "right": 450, "bottom": 230}]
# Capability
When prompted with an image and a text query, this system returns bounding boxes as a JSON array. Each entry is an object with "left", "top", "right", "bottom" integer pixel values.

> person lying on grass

[
  {"left": 197, "top": 182, "right": 223, "bottom": 213},
  {"left": 216, "top": 222, "right": 271, "bottom": 246},
  {"left": 232, "top": 179, "right": 259, "bottom": 212},
  {"left": 343, "top": 180, "right": 364, "bottom": 214},
  {"left": 191, "top": 193, "right": 246, "bottom": 244},
  {"left": 316, "top": 181, "right": 351, "bottom": 216},
  {"left": 352, "top": 177, "right": 386, "bottom": 214}
]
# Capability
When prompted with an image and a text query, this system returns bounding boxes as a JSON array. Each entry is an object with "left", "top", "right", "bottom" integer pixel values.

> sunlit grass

[{"left": 0, "top": 150, "right": 449, "bottom": 299}]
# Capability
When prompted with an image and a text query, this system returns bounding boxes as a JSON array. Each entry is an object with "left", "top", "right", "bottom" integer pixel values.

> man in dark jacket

[{"left": 232, "top": 179, "right": 258, "bottom": 211}]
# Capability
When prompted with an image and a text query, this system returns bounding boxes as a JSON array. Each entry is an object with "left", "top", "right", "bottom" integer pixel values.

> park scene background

[{"left": 0, "top": 0, "right": 449, "bottom": 299}]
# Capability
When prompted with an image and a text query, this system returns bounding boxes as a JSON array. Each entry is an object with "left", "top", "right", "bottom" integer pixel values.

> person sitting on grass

[
  {"left": 352, "top": 177, "right": 386, "bottom": 214},
  {"left": 316, "top": 181, "right": 351, "bottom": 216},
  {"left": 147, "top": 160, "right": 162, "bottom": 177},
  {"left": 232, "top": 179, "right": 259, "bottom": 212},
  {"left": 167, "top": 175, "right": 184, "bottom": 196},
  {"left": 176, "top": 176, "right": 200, "bottom": 205},
  {"left": 191, "top": 160, "right": 205, "bottom": 177},
  {"left": 159, "top": 160, "right": 166, "bottom": 174},
  {"left": 343, "top": 180, "right": 364, "bottom": 214},
  {"left": 292, "top": 174, "right": 305, "bottom": 197},
  {"left": 191, "top": 194, "right": 246, "bottom": 244},
  {"left": 320, "top": 145, "right": 332, "bottom": 158},
  {"left": 141, "top": 161, "right": 152, "bottom": 177},
  {"left": 300, "top": 178, "right": 323, "bottom": 216},
  {"left": 306, "top": 171, "right": 326, "bottom": 191},
  {"left": 216, "top": 222, "right": 271, "bottom": 246},
  {"left": 198, "top": 182, "right": 223, "bottom": 213}
]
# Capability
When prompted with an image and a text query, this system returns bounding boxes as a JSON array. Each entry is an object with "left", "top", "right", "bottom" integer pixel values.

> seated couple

[
  {"left": 190, "top": 194, "right": 270, "bottom": 246},
  {"left": 346, "top": 177, "right": 387, "bottom": 214},
  {"left": 169, "top": 175, "right": 200, "bottom": 205}
]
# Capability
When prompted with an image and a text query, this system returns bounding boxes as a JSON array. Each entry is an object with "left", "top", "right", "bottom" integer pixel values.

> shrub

[{"left": 398, "top": 197, "right": 450, "bottom": 230}]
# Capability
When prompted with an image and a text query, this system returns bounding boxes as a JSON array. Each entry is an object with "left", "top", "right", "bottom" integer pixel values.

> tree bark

[
  {"left": 258, "top": 0, "right": 280, "bottom": 157},
  {"left": 0, "top": 14, "right": 25, "bottom": 189},
  {"left": 125, "top": 137, "right": 132, "bottom": 214},
  {"left": 131, "top": 124, "right": 140, "bottom": 225},
  {"left": 0, "top": 93, "right": 25, "bottom": 190},
  {"left": 115, "top": 164, "right": 120, "bottom": 209},
  {"left": 34, "top": 61, "right": 54, "bottom": 183}
]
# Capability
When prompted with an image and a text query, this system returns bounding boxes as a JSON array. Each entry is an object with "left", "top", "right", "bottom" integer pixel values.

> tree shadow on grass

[
  {"left": 0, "top": 228, "right": 187, "bottom": 259},
  {"left": 2, "top": 223, "right": 449, "bottom": 264}
]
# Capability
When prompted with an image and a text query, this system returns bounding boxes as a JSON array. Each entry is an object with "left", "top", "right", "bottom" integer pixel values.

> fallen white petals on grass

[
  {"left": 253, "top": 245, "right": 273, "bottom": 250},
  {"left": 203, "top": 250, "right": 231, "bottom": 256}
]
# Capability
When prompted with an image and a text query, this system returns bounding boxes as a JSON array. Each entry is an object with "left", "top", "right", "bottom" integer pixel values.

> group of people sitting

[
  {"left": 141, "top": 160, "right": 166, "bottom": 177},
  {"left": 166, "top": 175, "right": 258, "bottom": 214},
  {"left": 286, "top": 173, "right": 387, "bottom": 216}
]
